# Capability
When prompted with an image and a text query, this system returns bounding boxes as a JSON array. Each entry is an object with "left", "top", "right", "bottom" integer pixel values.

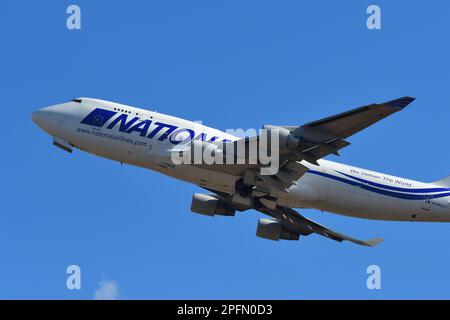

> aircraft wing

[
  {"left": 300, "top": 96, "right": 415, "bottom": 140},
  {"left": 264, "top": 96, "right": 415, "bottom": 164},
  {"left": 257, "top": 205, "right": 384, "bottom": 247},
  {"left": 193, "top": 97, "right": 415, "bottom": 193}
]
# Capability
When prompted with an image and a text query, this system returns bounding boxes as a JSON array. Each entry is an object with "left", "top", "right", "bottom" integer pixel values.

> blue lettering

[
  {"left": 81, "top": 110, "right": 229, "bottom": 145},
  {"left": 126, "top": 120, "right": 152, "bottom": 137},
  {"left": 169, "top": 128, "right": 195, "bottom": 145},
  {"left": 193, "top": 133, "right": 219, "bottom": 142},
  {"left": 107, "top": 114, "right": 139, "bottom": 132},
  {"left": 147, "top": 122, "right": 178, "bottom": 141}
]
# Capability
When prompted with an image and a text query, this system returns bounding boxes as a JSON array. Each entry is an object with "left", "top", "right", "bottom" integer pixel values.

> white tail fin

[{"left": 433, "top": 175, "right": 450, "bottom": 187}]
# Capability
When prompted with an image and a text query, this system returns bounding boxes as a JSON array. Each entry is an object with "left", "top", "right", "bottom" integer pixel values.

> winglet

[
  {"left": 364, "top": 238, "right": 385, "bottom": 247},
  {"left": 382, "top": 96, "right": 415, "bottom": 109}
]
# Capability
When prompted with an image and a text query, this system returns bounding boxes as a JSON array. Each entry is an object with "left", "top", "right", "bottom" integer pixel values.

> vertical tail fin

[{"left": 433, "top": 175, "right": 450, "bottom": 187}]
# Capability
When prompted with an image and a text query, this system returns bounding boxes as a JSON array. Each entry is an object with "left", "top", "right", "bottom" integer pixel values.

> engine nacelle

[
  {"left": 263, "top": 125, "right": 300, "bottom": 150},
  {"left": 191, "top": 193, "right": 236, "bottom": 217},
  {"left": 256, "top": 218, "right": 300, "bottom": 241}
]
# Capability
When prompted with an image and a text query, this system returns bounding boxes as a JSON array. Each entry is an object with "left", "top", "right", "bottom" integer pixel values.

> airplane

[{"left": 31, "top": 96, "right": 450, "bottom": 247}]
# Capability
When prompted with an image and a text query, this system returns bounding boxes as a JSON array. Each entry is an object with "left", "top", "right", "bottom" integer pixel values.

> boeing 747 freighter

[{"left": 32, "top": 97, "right": 450, "bottom": 247}]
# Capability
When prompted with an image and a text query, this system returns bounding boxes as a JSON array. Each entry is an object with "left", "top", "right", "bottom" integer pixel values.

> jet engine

[
  {"left": 190, "top": 193, "right": 236, "bottom": 217},
  {"left": 256, "top": 218, "right": 300, "bottom": 241},
  {"left": 263, "top": 125, "right": 300, "bottom": 150}
]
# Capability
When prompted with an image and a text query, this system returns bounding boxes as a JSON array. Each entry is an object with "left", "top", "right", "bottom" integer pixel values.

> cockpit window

[{"left": 72, "top": 99, "right": 82, "bottom": 103}]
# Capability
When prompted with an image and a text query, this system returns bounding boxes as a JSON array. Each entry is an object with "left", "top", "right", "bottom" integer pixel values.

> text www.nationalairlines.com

[{"left": 76, "top": 127, "right": 148, "bottom": 147}]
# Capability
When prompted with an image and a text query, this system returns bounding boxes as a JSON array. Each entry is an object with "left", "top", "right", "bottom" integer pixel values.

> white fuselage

[{"left": 32, "top": 98, "right": 450, "bottom": 222}]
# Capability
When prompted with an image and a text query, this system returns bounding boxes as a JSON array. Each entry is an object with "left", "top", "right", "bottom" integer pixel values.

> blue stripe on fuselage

[
  {"left": 336, "top": 170, "right": 450, "bottom": 193},
  {"left": 307, "top": 170, "right": 450, "bottom": 200}
]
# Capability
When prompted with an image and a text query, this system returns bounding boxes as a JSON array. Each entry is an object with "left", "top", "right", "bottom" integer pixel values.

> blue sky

[{"left": 1, "top": 0, "right": 449, "bottom": 299}]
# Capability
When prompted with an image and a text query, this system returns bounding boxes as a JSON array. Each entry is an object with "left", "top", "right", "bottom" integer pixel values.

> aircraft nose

[
  {"left": 31, "top": 108, "right": 54, "bottom": 130},
  {"left": 31, "top": 110, "right": 44, "bottom": 126},
  {"left": 31, "top": 104, "right": 67, "bottom": 135}
]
